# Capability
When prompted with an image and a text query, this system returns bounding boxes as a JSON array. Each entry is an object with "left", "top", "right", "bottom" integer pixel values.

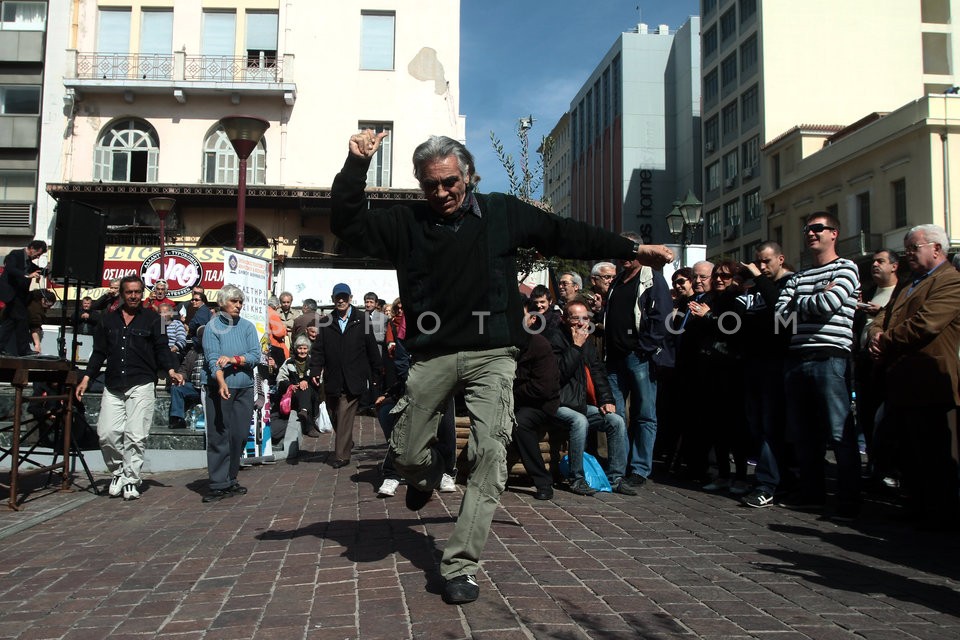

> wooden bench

[{"left": 453, "top": 416, "right": 568, "bottom": 483}]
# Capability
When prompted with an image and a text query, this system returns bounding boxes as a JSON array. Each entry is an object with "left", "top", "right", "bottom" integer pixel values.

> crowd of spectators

[{"left": 61, "top": 213, "right": 960, "bottom": 526}]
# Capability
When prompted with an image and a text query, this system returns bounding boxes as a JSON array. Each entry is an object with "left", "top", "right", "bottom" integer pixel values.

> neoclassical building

[{"left": 19, "top": 0, "right": 464, "bottom": 295}]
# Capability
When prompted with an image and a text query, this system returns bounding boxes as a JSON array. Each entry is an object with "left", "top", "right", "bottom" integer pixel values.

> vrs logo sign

[{"left": 140, "top": 249, "right": 204, "bottom": 297}]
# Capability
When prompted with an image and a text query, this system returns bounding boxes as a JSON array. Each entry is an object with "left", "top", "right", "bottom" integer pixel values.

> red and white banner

[{"left": 52, "top": 245, "right": 273, "bottom": 301}]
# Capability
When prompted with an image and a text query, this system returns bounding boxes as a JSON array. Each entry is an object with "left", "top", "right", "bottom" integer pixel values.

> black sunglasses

[
  {"left": 803, "top": 223, "right": 836, "bottom": 234},
  {"left": 673, "top": 277, "right": 689, "bottom": 285}
]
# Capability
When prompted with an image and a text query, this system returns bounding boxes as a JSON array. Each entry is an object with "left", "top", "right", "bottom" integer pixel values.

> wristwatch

[{"left": 632, "top": 241, "right": 642, "bottom": 254}]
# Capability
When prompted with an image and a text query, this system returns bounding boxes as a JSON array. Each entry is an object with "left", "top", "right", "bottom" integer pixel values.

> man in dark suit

[
  {"left": 0, "top": 240, "right": 47, "bottom": 355},
  {"left": 309, "top": 284, "right": 381, "bottom": 468},
  {"left": 869, "top": 224, "right": 960, "bottom": 528}
]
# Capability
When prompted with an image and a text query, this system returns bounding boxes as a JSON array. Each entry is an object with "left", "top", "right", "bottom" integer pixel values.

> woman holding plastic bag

[{"left": 277, "top": 335, "right": 323, "bottom": 437}]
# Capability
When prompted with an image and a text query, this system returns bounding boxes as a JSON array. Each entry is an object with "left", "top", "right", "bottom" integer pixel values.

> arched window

[
  {"left": 202, "top": 128, "right": 266, "bottom": 185},
  {"left": 197, "top": 223, "right": 269, "bottom": 247},
  {"left": 93, "top": 118, "right": 159, "bottom": 183}
]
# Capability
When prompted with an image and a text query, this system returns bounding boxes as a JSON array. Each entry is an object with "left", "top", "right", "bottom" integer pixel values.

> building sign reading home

[
  {"left": 74, "top": 246, "right": 273, "bottom": 301},
  {"left": 639, "top": 169, "right": 654, "bottom": 218}
]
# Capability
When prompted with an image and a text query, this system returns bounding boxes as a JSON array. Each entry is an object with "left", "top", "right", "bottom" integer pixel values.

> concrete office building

[
  {"left": 0, "top": 0, "right": 51, "bottom": 247},
  {"left": 700, "top": 0, "right": 960, "bottom": 262},
  {"left": 24, "top": 0, "right": 463, "bottom": 263},
  {"left": 568, "top": 17, "right": 701, "bottom": 244},
  {"left": 542, "top": 112, "right": 570, "bottom": 218}
]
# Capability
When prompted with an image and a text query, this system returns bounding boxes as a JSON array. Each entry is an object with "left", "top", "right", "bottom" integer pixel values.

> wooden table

[{"left": 0, "top": 356, "right": 78, "bottom": 510}]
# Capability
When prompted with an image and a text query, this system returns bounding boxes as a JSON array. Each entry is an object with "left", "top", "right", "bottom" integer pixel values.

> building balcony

[{"left": 63, "top": 50, "right": 297, "bottom": 106}]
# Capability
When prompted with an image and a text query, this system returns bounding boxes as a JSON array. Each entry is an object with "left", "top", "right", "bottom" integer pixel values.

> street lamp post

[
  {"left": 217, "top": 115, "right": 270, "bottom": 251},
  {"left": 148, "top": 196, "right": 176, "bottom": 283},
  {"left": 665, "top": 189, "right": 703, "bottom": 265}
]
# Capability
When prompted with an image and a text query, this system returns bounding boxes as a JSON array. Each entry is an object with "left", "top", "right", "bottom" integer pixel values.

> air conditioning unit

[
  {"left": 705, "top": 142, "right": 715, "bottom": 152},
  {"left": 743, "top": 166, "right": 753, "bottom": 178},
  {"left": 725, "top": 177, "right": 736, "bottom": 188},
  {"left": 723, "top": 226, "right": 738, "bottom": 241}
]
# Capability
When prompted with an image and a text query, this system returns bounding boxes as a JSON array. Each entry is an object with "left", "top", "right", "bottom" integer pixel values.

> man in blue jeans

[
  {"left": 549, "top": 300, "right": 636, "bottom": 496},
  {"left": 603, "top": 231, "right": 673, "bottom": 489},
  {"left": 776, "top": 211, "right": 861, "bottom": 519}
]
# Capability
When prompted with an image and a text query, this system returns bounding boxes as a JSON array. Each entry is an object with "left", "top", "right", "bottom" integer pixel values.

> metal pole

[
  {"left": 236, "top": 157, "right": 248, "bottom": 251},
  {"left": 159, "top": 217, "right": 166, "bottom": 280}
]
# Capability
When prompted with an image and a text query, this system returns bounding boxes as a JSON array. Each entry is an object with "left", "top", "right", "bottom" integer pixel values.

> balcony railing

[
  {"left": 184, "top": 54, "right": 283, "bottom": 82},
  {"left": 72, "top": 52, "right": 289, "bottom": 83},
  {"left": 76, "top": 53, "right": 175, "bottom": 80}
]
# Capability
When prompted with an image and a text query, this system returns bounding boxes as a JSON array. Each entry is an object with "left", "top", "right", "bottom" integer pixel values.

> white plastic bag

[{"left": 316, "top": 402, "right": 333, "bottom": 433}]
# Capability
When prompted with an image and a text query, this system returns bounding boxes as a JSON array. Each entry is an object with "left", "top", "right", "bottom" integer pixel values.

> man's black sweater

[{"left": 331, "top": 154, "right": 636, "bottom": 355}]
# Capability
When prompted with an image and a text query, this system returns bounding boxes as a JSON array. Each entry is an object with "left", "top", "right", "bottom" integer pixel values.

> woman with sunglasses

[
  {"left": 651, "top": 268, "right": 696, "bottom": 471},
  {"left": 687, "top": 261, "right": 751, "bottom": 495},
  {"left": 201, "top": 284, "right": 263, "bottom": 503}
]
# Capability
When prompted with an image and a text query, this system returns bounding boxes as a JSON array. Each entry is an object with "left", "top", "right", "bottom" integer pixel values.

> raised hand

[{"left": 349, "top": 129, "right": 389, "bottom": 160}]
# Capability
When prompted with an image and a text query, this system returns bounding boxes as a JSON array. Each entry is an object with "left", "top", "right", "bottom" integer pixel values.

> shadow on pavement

[{"left": 256, "top": 516, "right": 450, "bottom": 594}]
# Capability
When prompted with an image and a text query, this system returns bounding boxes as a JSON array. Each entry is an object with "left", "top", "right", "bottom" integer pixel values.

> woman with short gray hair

[{"left": 202, "top": 284, "right": 262, "bottom": 503}]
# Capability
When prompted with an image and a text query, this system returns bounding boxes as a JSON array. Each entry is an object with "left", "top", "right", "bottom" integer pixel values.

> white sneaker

[
  {"left": 377, "top": 478, "right": 400, "bottom": 497},
  {"left": 108, "top": 474, "right": 125, "bottom": 497},
  {"left": 439, "top": 473, "right": 456, "bottom": 493},
  {"left": 122, "top": 482, "right": 141, "bottom": 501}
]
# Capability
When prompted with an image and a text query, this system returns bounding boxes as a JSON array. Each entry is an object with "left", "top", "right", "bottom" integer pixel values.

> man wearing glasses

[
  {"left": 557, "top": 271, "right": 584, "bottom": 308},
  {"left": 603, "top": 231, "right": 672, "bottom": 489},
  {"left": 776, "top": 211, "right": 861, "bottom": 520},
  {"left": 332, "top": 130, "right": 673, "bottom": 605},
  {"left": 868, "top": 224, "right": 960, "bottom": 528}
]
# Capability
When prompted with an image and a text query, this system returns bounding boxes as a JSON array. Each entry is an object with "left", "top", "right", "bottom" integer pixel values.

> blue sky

[{"left": 460, "top": 0, "right": 700, "bottom": 195}]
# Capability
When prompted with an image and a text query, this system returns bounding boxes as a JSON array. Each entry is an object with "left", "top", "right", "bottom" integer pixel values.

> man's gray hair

[
  {"left": 217, "top": 284, "right": 244, "bottom": 306},
  {"left": 412, "top": 136, "right": 475, "bottom": 182},
  {"left": 908, "top": 224, "right": 950, "bottom": 252},
  {"left": 591, "top": 261, "right": 616, "bottom": 276},
  {"left": 267, "top": 295, "right": 280, "bottom": 309},
  {"left": 620, "top": 230, "right": 642, "bottom": 244},
  {"left": 301, "top": 298, "right": 318, "bottom": 312},
  {"left": 693, "top": 260, "right": 715, "bottom": 271},
  {"left": 561, "top": 271, "right": 582, "bottom": 289},
  {"left": 279, "top": 291, "right": 293, "bottom": 301}
]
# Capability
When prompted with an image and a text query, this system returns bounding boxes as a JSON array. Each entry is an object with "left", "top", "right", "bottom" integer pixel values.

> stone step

[{"left": 0, "top": 386, "right": 206, "bottom": 451}]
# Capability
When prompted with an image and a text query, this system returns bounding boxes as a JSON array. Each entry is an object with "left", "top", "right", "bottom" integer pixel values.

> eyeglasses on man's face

[
  {"left": 803, "top": 223, "right": 836, "bottom": 234},
  {"left": 694, "top": 274, "right": 711, "bottom": 281},
  {"left": 593, "top": 274, "right": 615, "bottom": 281},
  {"left": 904, "top": 241, "right": 936, "bottom": 253},
  {"left": 420, "top": 175, "right": 462, "bottom": 192}
]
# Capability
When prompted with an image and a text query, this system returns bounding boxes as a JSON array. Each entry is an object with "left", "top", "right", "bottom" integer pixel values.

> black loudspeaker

[{"left": 50, "top": 201, "right": 107, "bottom": 285}]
